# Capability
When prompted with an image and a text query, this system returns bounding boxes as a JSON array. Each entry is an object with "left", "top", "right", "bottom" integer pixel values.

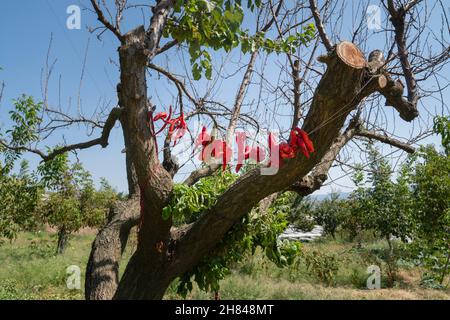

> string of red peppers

[
  {"left": 194, "top": 126, "right": 314, "bottom": 172},
  {"left": 150, "top": 107, "right": 314, "bottom": 171}
]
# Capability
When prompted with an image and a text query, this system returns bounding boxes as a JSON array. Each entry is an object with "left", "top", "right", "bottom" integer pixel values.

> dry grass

[{"left": 171, "top": 273, "right": 450, "bottom": 300}]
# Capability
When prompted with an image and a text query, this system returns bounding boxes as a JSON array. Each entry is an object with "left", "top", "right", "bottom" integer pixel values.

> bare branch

[
  {"left": 1, "top": 107, "right": 122, "bottom": 162},
  {"left": 379, "top": 73, "right": 418, "bottom": 121},
  {"left": 309, "top": 0, "right": 333, "bottom": 52},
  {"left": 355, "top": 129, "right": 415, "bottom": 153},
  {"left": 90, "top": 0, "right": 124, "bottom": 42},
  {"left": 147, "top": 62, "right": 197, "bottom": 105},
  {"left": 155, "top": 39, "right": 178, "bottom": 56},
  {"left": 386, "top": 0, "right": 419, "bottom": 106}
]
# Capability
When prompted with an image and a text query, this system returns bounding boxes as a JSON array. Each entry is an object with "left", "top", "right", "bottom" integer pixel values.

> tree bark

[
  {"left": 56, "top": 226, "right": 69, "bottom": 255},
  {"left": 111, "top": 24, "right": 174, "bottom": 299},
  {"left": 85, "top": 198, "right": 139, "bottom": 300}
]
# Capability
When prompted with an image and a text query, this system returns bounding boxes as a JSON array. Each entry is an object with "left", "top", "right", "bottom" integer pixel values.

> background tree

[
  {"left": 408, "top": 145, "right": 450, "bottom": 287},
  {"left": 356, "top": 144, "right": 412, "bottom": 250},
  {"left": 0, "top": 160, "right": 41, "bottom": 243},
  {"left": 311, "top": 193, "right": 347, "bottom": 239},
  {"left": 38, "top": 153, "right": 117, "bottom": 254}
]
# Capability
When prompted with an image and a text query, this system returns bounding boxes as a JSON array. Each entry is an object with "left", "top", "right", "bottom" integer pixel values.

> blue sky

[{"left": 0, "top": 1, "right": 448, "bottom": 195}]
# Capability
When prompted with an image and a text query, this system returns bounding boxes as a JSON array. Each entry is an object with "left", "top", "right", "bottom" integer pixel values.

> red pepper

[
  {"left": 222, "top": 141, "right": 228, "bottom": 171},
  {"left": 154, "top": 105, "right": 173, "bottom": 136},
  {"left": 295, "top": 128, "right": 314, "bottom": 153},
  {"left": 153, "top": 112, "right": 168, "bottom": 121},
  {"left": 195, "top": 126, "right": 212, "bottom": 152},
  {"left": 296, "top": 137, "right": 310, "bottom": 158},
  {"left": 279, "top": 142, "right": 296, "bottom": 159}
]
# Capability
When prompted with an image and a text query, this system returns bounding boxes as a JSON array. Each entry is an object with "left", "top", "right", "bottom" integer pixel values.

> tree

[
  {"left": 0, "top": 0, "right": 448, "bottom": 299},
  {"left": 311, "top": 193, "right": 347, "bottom": 239},
  {"left": 353, "top": 144, "right": 412, "bottom": 250},
  {"left": 288, "top": 195, "right": 316, "bottom": 232},
  {"left": 0, "top": 160, "right": 41, "bottom": 243},
  {"left": 408, "top": 145, "right": 450, "bottom": 286},
  {"left": 38, "top": 153, "right": 116, "bottom": 254}
]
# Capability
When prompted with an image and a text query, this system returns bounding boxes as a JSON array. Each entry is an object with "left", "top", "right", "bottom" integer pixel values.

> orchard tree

[
  {"left": 408, "top": 145, "right": 450, "bottom": 286},
  {"left": 0, "top": 95, "right": 43, "bottom": 242},
  {"left": 311, "top": 193, "right": 347, "bottom": 239},
  {"left": 0, "top": 0, "right": 449, "bottom": 299},
  {"left": 351, "top": 144, "right": 413, "bottom": 250},
  {"left": 38, "top": 153, "right": 116, "bottom": 254},
  {"left": 0, "top": 160, "right": 41, "bottom": 242}
]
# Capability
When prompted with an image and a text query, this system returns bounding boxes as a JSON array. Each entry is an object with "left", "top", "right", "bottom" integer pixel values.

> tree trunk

[
  {"left": 114, "top": 251, "right": 173, "bottom": 300},
  {"left": 85, "top": 198, "right": 139, "bottom": 300},
  {"left": 109, "top": 25, "right": 174, "bottom": 299},
  {"left": 56, "top": 226, "right": 69, "bottom": 255}
]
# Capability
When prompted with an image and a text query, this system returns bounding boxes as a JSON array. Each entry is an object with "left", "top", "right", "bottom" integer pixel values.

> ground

[{"left": 0, "top": 230, "right": 449, "bottom": 300}]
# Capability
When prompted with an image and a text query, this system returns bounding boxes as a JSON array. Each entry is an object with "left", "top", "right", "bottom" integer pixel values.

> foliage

[
  {"left": 287, "top": 196, "right": 316, "bottom": 232},
  {"left": 0, "top": 95, "right": 42, "bottom": 174},
  {"left": 433, "top": 115, "right": 450, "bottom": 155},
  {"left": 37, "top": 153, "right": 117, "bottom": 252},
  {"left": 0, "top": 161, "right": 42, "bottom": 242},
  {"left": 408, "top": 146, "right": 450, "bottom": 286},
  {"left": 311, "top": 193, "right": 348, "bottom": 239},
  {"left": 303, "top": 250, "right": 339, "bottom": 286},
  {"left": 163, "top": 170, "right": 238, "bottom": 224},
  {"left": 346, "top": 144, "right": 412, "bottom": 245},
  {"left": 164, "top": 0, "right": 315, "bottom": 79}
]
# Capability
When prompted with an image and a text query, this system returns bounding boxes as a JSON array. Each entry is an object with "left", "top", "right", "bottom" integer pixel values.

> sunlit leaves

[
  {"left": 164, "top": 1, "right": 315, "bottom": 80},
  {"left": 0, "top": 160, "right": 41, "bottom": 242},
  {"left": 1, "top": 95, "right": 43, "bottom": 174},
  {"left": 433, "top": 116, "right": 450, "bottom": 155}
]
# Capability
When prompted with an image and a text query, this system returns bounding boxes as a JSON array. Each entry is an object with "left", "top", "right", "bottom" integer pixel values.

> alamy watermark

[
  {"left": 66, "top": 5, "right": 81, "bottom": 30},
  {"left": 366, "top": 265, "right": 381, "bottom": 289},
  {"left": 366, "top": 5, "right": 382, "bottom": 31},
  {"left": 66, "top": 265, "right": 81, "bottom": 290}
]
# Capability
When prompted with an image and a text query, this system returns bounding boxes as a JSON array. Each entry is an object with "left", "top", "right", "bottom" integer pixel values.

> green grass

[{"left": 1, "top": 231, "right": 449, "bottom": 300}]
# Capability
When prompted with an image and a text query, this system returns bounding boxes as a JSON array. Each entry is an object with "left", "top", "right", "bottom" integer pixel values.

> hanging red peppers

[
  {"left": 193, "top": 127, "right": 314, "bottom": 172},
  {"left": 151, "top": 105, "right": 188, "bottom": 147},
  {"left": 287, "top": 127, "right": 315, "bottom": 159},
  {"left": 150, "top": 111, "right": 315, "bottom": 172}
]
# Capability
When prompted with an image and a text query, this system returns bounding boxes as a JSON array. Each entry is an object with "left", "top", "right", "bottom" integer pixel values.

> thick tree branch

[
  {"left": 145, "top": 0, "right": 174, "bottom": 59},
  {"left": 170, "top": 42, "right": 381, "bottom": 276},
  {"left": 85, "top": 197, "right": 140, "bottom": 300},
  {"left": 1, "top": 107, "right": 121, "bottom": 162},
  {"left": 379, "top": 73, "right": 418, "bottom": 121},
  {"left": 386, "top": 0, "right": 419, "bottom": 106}
]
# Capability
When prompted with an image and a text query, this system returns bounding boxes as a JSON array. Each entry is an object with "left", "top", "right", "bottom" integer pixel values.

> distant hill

[{"left": 309, "top": 192, "right": 351, "bottom": 201}]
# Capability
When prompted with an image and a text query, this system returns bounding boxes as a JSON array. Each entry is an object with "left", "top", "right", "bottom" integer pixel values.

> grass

[{"left": 0, "top": 231, "right": 449, "bottom": 300}]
